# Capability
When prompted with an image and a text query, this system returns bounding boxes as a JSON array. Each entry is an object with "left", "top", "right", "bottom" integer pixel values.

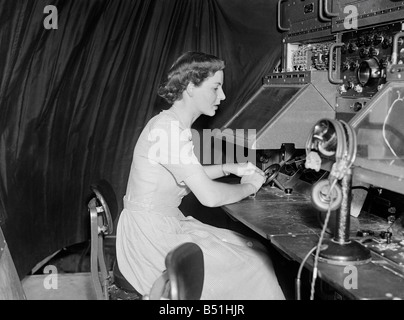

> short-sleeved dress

[{"left": 116, "top": 109, "right": 285, "bottom": 300}]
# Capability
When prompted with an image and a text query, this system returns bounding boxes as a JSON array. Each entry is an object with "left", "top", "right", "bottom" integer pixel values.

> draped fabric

[{"left": 0, "top": 0, "right": 282, "bottom": 277}]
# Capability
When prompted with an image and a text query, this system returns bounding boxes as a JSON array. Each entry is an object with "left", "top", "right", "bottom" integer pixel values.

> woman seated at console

[{"left": 116, "top": 51, "right": 285, "bottom": 300}]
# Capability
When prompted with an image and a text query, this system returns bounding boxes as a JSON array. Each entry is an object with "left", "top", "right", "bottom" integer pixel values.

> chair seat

[
  {"left": 112, "top": 260, "right": 142, "bottom": 297},
  {"left": 109, "top": 283, "right": 142, "bottom": 300}
]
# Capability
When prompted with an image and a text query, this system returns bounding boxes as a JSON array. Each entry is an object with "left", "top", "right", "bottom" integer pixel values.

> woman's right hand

[
  {"left": 240, "top": 171, "right": 266, "bottom": 194},
  {"left": 224, "top": 162, "right": 265, "bottom": 177}
]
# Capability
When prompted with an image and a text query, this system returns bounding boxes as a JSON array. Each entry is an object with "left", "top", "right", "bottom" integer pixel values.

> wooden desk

[{"left": 222, "top": 186, "right": 404, "bottom": 300}]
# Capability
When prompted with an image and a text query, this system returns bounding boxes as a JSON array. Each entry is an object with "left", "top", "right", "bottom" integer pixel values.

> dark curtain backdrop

[{"left": 0, "top": 0, "right": 282, "bottom": 277}]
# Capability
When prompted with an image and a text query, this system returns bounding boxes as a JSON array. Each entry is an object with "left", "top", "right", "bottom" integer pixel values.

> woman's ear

[{"left": 185, "top": 82, "right": 195, "bottom": 97}]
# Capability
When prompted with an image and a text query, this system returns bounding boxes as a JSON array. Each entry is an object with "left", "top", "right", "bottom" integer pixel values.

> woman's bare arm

[{"left": 184, "top": 171, "right": 256, "bottom": 207}]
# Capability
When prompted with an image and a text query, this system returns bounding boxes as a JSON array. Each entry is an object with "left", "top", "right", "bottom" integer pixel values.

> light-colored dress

[{"left": 116, "top": 109, "right": 285, "bottom": 300}]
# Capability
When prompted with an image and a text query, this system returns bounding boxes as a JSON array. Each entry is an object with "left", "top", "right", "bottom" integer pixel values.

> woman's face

[{"left": 191, "top": 70, "right": 226, "bottom": 117}]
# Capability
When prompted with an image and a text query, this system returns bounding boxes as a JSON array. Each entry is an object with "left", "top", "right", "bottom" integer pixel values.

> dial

[{"left": 357, "top": 58, "right": 381, "bottom": 86}]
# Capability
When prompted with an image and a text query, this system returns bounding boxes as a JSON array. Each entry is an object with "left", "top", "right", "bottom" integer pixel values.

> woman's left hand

[{"left": 223, "top": 162, "right": 265, "bottom": 178}]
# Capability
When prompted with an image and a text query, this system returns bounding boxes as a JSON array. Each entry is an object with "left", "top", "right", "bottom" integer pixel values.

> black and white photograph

[{"left": 1, "top": 0, "right": 404, "bottom": 310}]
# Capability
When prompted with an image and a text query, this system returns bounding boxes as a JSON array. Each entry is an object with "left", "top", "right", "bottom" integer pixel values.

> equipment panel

[
  {"left": 279, "top": 0, "right": 333, "bottom": 42},
  {"left": 331, "top": 0, "right": 404, "bottom": 32},
  {"left": 338, "top": 23, "right": 403, "bottom": 99},
  {"left": 282, "top": 40, "right": 336, "bottom": 72}
]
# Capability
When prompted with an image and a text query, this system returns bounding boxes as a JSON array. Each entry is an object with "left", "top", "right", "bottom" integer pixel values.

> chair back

[
  {"left": 146, "top": 242, "right": 204, "bottom": 300},
  {"left": 165, "top": 242, "right": 204, "bottom": 300},
  {"left": 90, "top": 180, "right": 118, "bottom": 235},
  {"left": 88, "top": 179, "right": 118, "bottom": 299}
]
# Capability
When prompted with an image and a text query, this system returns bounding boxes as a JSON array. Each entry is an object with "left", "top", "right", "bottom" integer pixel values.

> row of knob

[
  {"left": 344, "top": 42, "right": 386, "bottom": 55},
  {"left": 339, "top": 82, "right": 364, "bottom": 94},
  {"left": 353, "top": 34, "right": 387, "bottom": 47},
  {"left": 343, "top": 35, "right": 397, "bottom": 55},
  {"left": 342, "top": 58, "right": 387, "bottom": 72},
  {"left": 344, "top": 36, "right": 403, "bottom": 54}
]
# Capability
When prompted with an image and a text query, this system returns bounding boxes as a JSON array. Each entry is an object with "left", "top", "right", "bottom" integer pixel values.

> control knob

[
  {"left": 354, "top": 84, "right": 363, "bottom": 93},
  {"left": 338, "top": 81, "right": 353, "bottom": 94},
  {"left": 369, "top": 47, "right": 380, "bottom": 57},
  {"left": 359, "top": 47, "right": 369, "bottom": 59},
  {"left": 373, "top": 34, "right": 384, "bottom": 46},
  {"left": 382, "top": 37, "right": 392, "bottom": 49},
  {"left": 342, "top": 61, "right": 350, "bottom": 71},
  {"left": 348, "top": 42, "right": 358, "bottom": 53},
  {"left": 341, "top": 44, "right": 347, "bottom": 54},
  {"left": 356, "top": 37, "right": 365, "bottom": 47},
  {"left": 364, "top": 35, "right": 373, "bottom": 47},
  {"left": 350, "top": 61, "right": 359, "bottom": 71}
]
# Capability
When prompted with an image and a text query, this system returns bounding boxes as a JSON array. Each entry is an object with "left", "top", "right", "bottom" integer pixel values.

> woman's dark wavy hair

[{"left": 158, "top": 51, "right": 225, "bottom": 104}]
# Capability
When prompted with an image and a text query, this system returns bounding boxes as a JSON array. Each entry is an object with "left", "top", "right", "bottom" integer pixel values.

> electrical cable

[
  {"left": 295, "top": 180, "right": 336, "bottom": 300},
  {"left": 382, "top": 90, "right": 402, "bottom": 158},
  {"left": 295, "top": 245, "right": 317, "bottom": 300},
  {"left": 309, "top": 179, "right": 337, "bottom": 300},
  {"left": 351, "top": 186, "right": 370, "bottom": 191},
  {"left": 302, "top": 118, "right": 357, "bottom": 300},
  {"left": 309, "top": 154, "right": 355, "bottom": 299},
  {"left": 316, "top": 210, "right": 333, "bottom": 235}
]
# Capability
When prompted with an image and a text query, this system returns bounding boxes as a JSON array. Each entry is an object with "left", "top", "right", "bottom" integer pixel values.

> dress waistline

[{"left": 123, "top": 196, "right": 181, "bottom": 217}]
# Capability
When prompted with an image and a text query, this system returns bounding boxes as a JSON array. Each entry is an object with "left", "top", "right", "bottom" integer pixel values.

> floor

[{"left": 22, "top": 272, "right": 98, "bottom": 300}]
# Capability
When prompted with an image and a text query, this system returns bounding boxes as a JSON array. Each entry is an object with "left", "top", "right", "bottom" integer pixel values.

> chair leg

[
  {"left": 90, "top": 200, "right": 104, "bottom": 300},
  {"left": 97, "top": 236, "right": 110, "bottom": 300}
]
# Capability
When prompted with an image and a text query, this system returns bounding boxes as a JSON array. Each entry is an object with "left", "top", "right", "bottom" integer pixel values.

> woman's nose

[{"left": 219, "top": 87, "right": 226, "bottom": 101}]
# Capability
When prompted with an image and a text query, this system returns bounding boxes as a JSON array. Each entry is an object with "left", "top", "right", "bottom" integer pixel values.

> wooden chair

[
  {"left": 22, "top": 180, "right": 141, "bottom": 300},
  {"left": 92, "top": 180, "right": 205, "bottom": 300},
  {"left": 89, "top": 180, "right": 141, "bottom": 300},
  {"left": 22, "top": 180, "right": 204, "bottom": 300},
  {"left": 88, "top": 190, "right": 112, "bottom": 300}
]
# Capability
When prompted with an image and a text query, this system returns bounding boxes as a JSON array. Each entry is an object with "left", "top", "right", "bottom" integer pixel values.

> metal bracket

[{"left": 95, "top": 206, "right": 104, "bottom": 213}]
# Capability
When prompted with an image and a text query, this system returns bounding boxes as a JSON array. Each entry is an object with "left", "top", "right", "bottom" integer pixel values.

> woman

[{"left": 116, "top": 52, "right": 285, "bottom": 300}]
